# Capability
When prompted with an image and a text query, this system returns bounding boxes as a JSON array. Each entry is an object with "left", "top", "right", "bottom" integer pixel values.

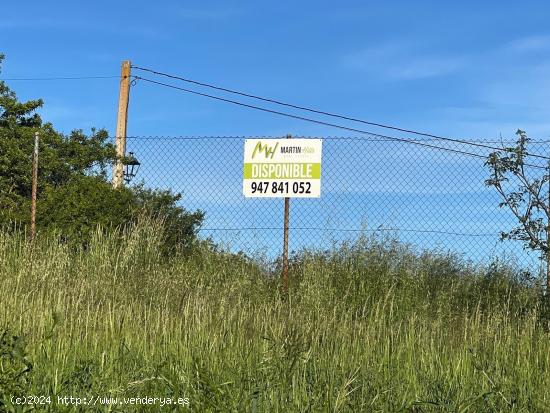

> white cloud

[
  {"left": 0, "top": 17, "right": 164, "bottom": 39},
  {"left": 176, "top": 8, "right": 243, "bottom": 21},
  {"left": 391, "top": 56, "right": 465, "bottom": 79},
  {"left": 0, "top": 18, "right": 62, "bottom": 30},
  {"left": 342, "top": 43, "right": 466, "bottom": 80},
  {"left": 341, "top": 36, "right": 550, "bottom": 138},
  {"left": 507, "top": 34, "right": 550, "bottom": 52}
]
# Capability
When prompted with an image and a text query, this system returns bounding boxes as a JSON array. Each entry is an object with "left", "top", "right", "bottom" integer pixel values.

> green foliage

[
  {"left": 38, "top": 175, "right": 135, "bottom": 244},
  {"left": 485, "top": 129, "right": 550, "bottom": 258},
  {"left": 131, "top": 185, "right": 205, "bottom": 254},
  {"left": 0, "top": 54, "right": 203, "bottom": 251},
  {"left": 288, "top": 235, "right": 541, "bottom": 321},
  {"left": 0, "top": 329, "right": 33, "bottom": 411},
  {"left": 0, "top": 226, "right": 549, "bottom": 411}
]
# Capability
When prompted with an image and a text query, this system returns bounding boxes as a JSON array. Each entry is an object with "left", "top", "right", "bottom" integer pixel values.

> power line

[
  {"left": 0, "top": 76, "right": 119, "bottom": 81},
  {"left": 134, "top": 75, "right": 547, "bottom": 169},
  {"left": 132, "top": 65, "right": 550, "bottom": 160}
]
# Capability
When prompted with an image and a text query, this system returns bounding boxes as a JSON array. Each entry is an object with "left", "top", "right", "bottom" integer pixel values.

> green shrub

[{"left": 0, "top": 329, "right": 33, "bottom": 411}]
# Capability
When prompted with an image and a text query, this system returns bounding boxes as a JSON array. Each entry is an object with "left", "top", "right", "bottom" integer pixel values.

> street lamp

[{"left": 123, "top": 152, "right": 140, "bottom": 184}]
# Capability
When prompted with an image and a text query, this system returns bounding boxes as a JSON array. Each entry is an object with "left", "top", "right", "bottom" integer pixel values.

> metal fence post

[{"left": 30, "top": 131, "right": 39, "bottom": 241}]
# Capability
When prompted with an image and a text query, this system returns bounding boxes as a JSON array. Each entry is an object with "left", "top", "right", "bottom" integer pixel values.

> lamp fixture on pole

[{"left": 123, "top": 152, "right": 140, "bottom": 184}]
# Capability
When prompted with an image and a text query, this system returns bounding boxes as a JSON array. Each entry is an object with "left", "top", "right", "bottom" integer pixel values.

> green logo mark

[{"left": 252, "top": 142, "right": 279, "bottom": 159}]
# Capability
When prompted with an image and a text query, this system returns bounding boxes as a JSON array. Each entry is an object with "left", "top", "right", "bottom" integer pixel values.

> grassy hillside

[{"left": 1, "top": 222, "right": 549, "bottom": 412}]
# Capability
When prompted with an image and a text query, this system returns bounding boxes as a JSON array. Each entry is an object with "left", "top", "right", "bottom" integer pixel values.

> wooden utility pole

[
  {"left": 282, "top": 134, "right": 292, "bottom": 294},
  {"left": 112, "top": 60, "right": 132, "bottom": 188},
  {"left": 30, "top": 131, "right": 39, "bottom": 241}
]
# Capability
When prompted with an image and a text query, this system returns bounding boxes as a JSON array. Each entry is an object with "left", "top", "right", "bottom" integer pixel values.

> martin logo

[{"left": 252, "top": 142, "right": 279, "bottom": 159}]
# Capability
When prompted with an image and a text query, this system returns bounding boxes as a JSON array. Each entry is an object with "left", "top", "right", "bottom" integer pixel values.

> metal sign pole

[
  {"left": 282, "top": 196, "right": 290, "bottom": 293},
  {"left": 282, "top": 134, "right": 291, "bottom": 293}
]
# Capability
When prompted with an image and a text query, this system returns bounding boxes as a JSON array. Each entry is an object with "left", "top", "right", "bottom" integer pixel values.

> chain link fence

[{"left": 119, "top": 135, "right": 549, "bottom": 271}]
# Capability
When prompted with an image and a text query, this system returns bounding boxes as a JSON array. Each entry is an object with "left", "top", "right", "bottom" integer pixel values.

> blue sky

[
  {"left": 2, "top": 0, "right": 550, "bottom": 139},
  {"left": 2, "top": 1, "right": 550, "bottom": 266}
]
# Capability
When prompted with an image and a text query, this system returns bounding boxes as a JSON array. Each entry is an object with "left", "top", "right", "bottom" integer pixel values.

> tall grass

[{"left": 1, "top": 222, "right": 549, "bottom": 412}]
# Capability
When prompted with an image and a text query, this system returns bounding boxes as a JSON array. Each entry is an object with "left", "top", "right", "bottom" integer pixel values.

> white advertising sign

[{"left": 243, "top": 139, "right": 322, "bottom": 198}]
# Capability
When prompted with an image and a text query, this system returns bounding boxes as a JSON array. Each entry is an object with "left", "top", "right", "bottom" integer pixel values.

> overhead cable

[
  {"left": 134, "top": 75, "right": 547, "bottom": 170},
  {"left": 132, "top": 65, "right": 550, "bottom": 160}
]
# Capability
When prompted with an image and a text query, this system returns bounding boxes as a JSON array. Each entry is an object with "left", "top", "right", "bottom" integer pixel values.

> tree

[
  {"left": 485, "top": 129, "right": 550, "bottom": 291},
  {"left": 0, "top": 54, "right": 204, "bottom": 251}
]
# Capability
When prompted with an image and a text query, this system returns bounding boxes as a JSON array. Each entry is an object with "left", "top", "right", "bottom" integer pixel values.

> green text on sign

[{"left": 243, "top": 163, "right": 321, "bottom": 179}]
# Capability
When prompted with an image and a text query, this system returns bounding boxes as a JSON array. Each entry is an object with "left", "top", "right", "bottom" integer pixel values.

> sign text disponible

[{"left": 243, "top": 163, "right": 321, "bottom": 179}]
